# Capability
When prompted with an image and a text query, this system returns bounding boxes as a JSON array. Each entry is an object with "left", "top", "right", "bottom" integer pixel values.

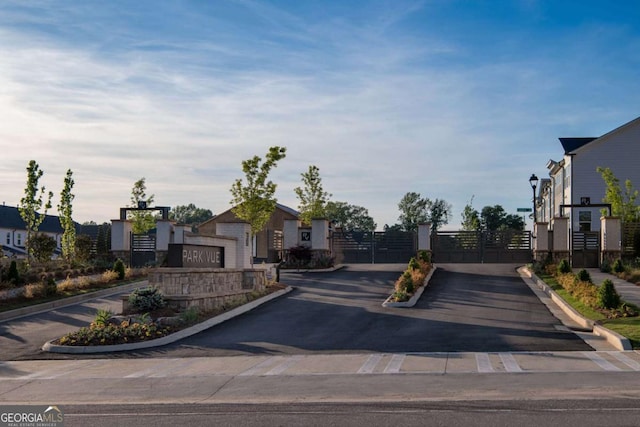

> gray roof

[
  {"left": 0, "top": 205, "right": 79, "bottom": 234},
  {"left": 559, "top": 137, "right": 597, "bottom": 154}
]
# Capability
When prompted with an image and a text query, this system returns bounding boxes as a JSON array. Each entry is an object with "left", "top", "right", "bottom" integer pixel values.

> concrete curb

[
  {"left": 42, "top": 286, "right": 294, "bottom": 354},
  {"left": 518, "top": 267, "right": 632, "bottom": 351},
  {"left": 382, "top": 266, "right": 437, "bottom": 308},
  {"left": 280, "top": 265, "right": 345, "bottom": 274},
  {"left": 0, "top": 280, "right": 148, "bottom": 323}
]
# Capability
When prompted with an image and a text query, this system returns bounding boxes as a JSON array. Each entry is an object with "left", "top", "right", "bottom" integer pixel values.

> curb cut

[
  {"left": 42, "top": 286, "right": 294, "bottom": 354},
  {"left": 0, "top": 280, "right": 149, "bottom": 323},
  {"left": 518, "top": 267, "right": 632, "bottom": 351},
  {"left": 382, "top": 266, "right": 437, "bottom": 308}
]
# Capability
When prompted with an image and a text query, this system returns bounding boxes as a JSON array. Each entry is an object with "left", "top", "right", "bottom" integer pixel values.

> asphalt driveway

[{"left": 127, "top": 263, "right": 591, "bottom": 358}]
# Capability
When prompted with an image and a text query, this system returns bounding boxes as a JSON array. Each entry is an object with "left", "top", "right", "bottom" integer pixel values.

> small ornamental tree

[
  {"left": 58, "top": 169, "right": 76, "bottom": 263},
  {"left": 294, "top": 165, "right": 331, "bottom": 225},
  {"left": 28, "top": 233, "right": 57, "bottom": 263},
  {"left": 18, "top": 160, "right": 53, "bottom": 263},
  {"left": 129, "top": 178, "right": 156, "bottom": 234},
  {"left": 230, "top": 146, "right": 287, "bottom": 266}
]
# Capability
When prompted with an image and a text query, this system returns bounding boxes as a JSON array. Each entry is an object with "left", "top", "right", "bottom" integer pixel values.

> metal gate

[
  {"left": 130, "top": 233, "right": 156, "bottom": 267},
  {"left": 331, "top": 230, "right": 417, "bottom": 264},
  {"left": 432, "top": 230, "right": 532, "bottom": 263},
  {"left": 572, "top": 231, "right": 599, "bottom": 268}
]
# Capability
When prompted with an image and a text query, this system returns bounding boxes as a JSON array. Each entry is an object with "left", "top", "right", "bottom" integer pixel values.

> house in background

[
  {"left": 0, "top": 204, "right": 66, "bottom": 258},
  {"left": 535, "top": 115, "right": 640, "bottom": 266},
  {"left": 536, "top": 116, "right": 640, "bottom": 232},
  {"left": 0, "top": 204, "right": 101, "bottom": 258},
  {"left": 198, "top": 203, "right": 299, "bottom": 263}
]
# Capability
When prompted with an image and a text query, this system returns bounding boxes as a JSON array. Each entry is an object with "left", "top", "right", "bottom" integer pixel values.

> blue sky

[{"left": 1, "top": 0, "right": 639, "bottom": 229}]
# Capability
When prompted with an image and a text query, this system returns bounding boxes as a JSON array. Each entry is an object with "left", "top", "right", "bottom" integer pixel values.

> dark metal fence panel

[
  {"left": 572, "top": 231, "right": 599, "bottom": 268},
  {"left": 432, "top": 230, "right": 532, "bottom": 263},
  {"left": 622, "top": 222, "right": 640, "bottom": 258},
  {"left": 130, "top": 233, "right": 156, "bottom": 267},
  {"left": 330, "top": 230, "right": 417, "bottom": 264}
]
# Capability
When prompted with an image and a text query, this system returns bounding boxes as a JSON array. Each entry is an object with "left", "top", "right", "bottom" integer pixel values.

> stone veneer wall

[{"left": 146, "top": 268, "right": 267, "bottom": 312}]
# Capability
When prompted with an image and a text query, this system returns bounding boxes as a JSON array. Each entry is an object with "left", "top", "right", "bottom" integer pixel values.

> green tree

[
  {"left": 397, "top": 192, "right": 429, "bottom": 232},
  {"left": 18, "top": 160, "right": 53, "bottom": 262},
  {"left": 428, "top": 198, "right": 452, "bottom": 232},
  {"left": 169, "top": 204, "right": 213, "bottom": 226},
  {"left": 230, "top": 146, "right": 287, "bottom": 266},
  {"left": 480, "top": 205, "right": 525, "bottom": 231},
  {"left": 294, "top": 165, "right": 331, "bottom": 225},
  {"left": 325, "top": 201, "right": 376, "bottom": 232},
  {"left": 58, "top": 169, "right": 76, "bottom": 263},
  {"left": 461, "top": 197, "right": 481, "bottom": 231},
  {"left": 28, "top": 233, "right": 57, "bottom": 263},
  {"left": 75, "top": 234, "right": 93, "bottom": 262},
  {"left": 129, "top": 178, "right": 156, "bottom": 234},
  {"left": 596, "top": 167, "right": 640, "bottom": 222},
  {"left": 96, "top": 223, "right": 111, "bottom": 259}
]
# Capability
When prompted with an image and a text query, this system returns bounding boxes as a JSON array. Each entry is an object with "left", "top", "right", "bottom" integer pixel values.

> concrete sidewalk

[{"left": 586, "top": 269, "right": 640, "bottom": 307}]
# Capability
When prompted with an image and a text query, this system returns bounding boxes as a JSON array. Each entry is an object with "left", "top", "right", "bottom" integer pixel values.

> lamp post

[{"left": 529, "top": 174, "right": 539, "bottom": 224}]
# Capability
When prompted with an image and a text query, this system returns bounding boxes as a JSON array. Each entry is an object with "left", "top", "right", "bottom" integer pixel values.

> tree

[
  {"left": 480, "top": 205, "right": 525, "bottom": 231},
  {"left": 294, "top": 165, "right": 331, "bottom": 225},
  {"left": 75, "top": 234, "right": 93, "bottom": 262},
  {"left": 597, "top": 167, "right": 640, "bottom": 222},
  {"left": 18, "top": 160, "right": 53, "bottom": 262},
  {"left": 230, "top": 146, "right": 287, "bottom": 266},
  {"left": 461, "top": 197, "right": 481, "bottom": 231},
  {"left": 397, "top": 192, "right": 452, "bottom": 232},
  {"left": 325, "top": 201, "right": 376, "bottom": 232},
  {"left": 169, "top": 204, "right": 213, "bottom": 226},
  {"left": 428, "top": 198, "right": 452, "bottom": 232},
  {"left": 397, "top": 192, "right": 429, "bottom": 232},
  {"left": 58, "top": 169, "right": 76, "bottom": 263},
  {"left": 28, "top": 233, "right": 57, "bottom": 263},
  {"left": 129, "top": 178, "right": 156, "bottom": 234},
  {"left": 95, "top": 223, "right": 111, "bottom": 260}
]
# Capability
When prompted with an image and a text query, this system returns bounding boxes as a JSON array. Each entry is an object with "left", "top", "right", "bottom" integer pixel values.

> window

[
  {"left": 5, "top": 232, "right": 9, "bottom": 245},
  {"left": 17, "top": 233, "right": 22, "bottom": 246},
  {"left": 578, "top": 211, "right": 591, "bottom": 232}
]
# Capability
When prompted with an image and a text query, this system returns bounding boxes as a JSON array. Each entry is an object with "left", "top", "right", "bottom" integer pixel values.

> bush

[
  {"left": 417, "top": 250, "right": 431, "bottom": 263},
  {"left": 396, "top": 271, "right": 414, "bottom": 294},
  {"left": 287, "top": 245, "right": 312, "bottom": 266},
  {"left": 557, "top": 259, "right": 571, "bottom": 275},
  {"left": 600, "top": 259, "right": 612, "bottom": 273},
  {"left": 113, "top": 259, "right": 126, "bottom": 280},
  {"left": 128, "top": 286, "right": 166, "bottom": 313},
  {"left": 100, "top": 270, "right": 119, "bottom": 283},
  {"left": 408, "top": 257, "right": 420, "bottom": 271},
  {"left": 575, "top": 269, "right": 592, "bottom": 283},
  {"left": 599, "top": 279, "right": 621, "bottom": 309},
  {"left": 612, "top": 259, "right": 625, "bottom": 274},
  {"left": 44, "top": 277, "right": 57, "bottom": 297},
  {"left": 7, "top": 260, "right": 21, "bottom": 285}
]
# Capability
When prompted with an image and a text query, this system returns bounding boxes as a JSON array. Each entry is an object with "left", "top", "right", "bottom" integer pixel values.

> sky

[{"left": 1, "top": 0, "right": 639, "bottom": 230}]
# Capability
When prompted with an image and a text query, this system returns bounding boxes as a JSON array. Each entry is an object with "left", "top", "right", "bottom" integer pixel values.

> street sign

[{"left": 517, "top": 208, "right": 532, "bottom": 212}]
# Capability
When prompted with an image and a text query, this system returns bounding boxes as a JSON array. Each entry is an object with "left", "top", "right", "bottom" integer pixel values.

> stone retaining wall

[{"left": 140, "top": 268, "right": 267, "bottom": 312}]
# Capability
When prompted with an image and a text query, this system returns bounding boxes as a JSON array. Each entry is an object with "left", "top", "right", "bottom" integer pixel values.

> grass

[{"left": 536, "top": 271, "right": 639, "bottom": 348}]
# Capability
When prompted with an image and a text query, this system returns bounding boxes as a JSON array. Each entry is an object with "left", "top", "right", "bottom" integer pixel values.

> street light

[{"left": 529, "top": 173, "right": 539, "bottom": 223}]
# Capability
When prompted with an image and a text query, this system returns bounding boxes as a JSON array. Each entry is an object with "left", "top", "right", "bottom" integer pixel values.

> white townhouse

[
  {"left": 0, "top": 204, "right": 66, "bottom": 258},
  {"left": 536, "top": 116, "right": 640, "bottom": 232},
  {"left": 534, "top": 116, "right": 640, "bottom": 267}
]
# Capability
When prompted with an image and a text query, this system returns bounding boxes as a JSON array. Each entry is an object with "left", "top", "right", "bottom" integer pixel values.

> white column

[
  {"left": 601, "top": 216, "right": 622, "bottom": 263},
  {"left": 111, "top": 219, "right": 132, "bottom": 251},
  {"left": 533, "top": 222, "right": 549, "bottom": 260},
  {"left": 217, "top": 222, "right": 252, "bottom": 269},
  {"left": 418, "top": 223, "right": 431, "bottom": 251},
  {"left": 283, "top": 219, "right": 301, "bottom": 249},
  {"left": 552, "top": 216, "right": 569, "bottom": 259},
  {"left": 155, "top": 220, "right": 173, "bottom": 251},
  {"left": 311, "top": 219, "right": 330, "bottom": 251}
]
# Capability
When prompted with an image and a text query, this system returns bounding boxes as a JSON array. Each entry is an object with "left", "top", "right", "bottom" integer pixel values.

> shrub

[
  {"left": 100, "top": 270, "right": 119, "bottom": 284},
  {"left": 7, "top": 260, "right": 21, "bottom": 285},
  {"left": 113, "top": 259, "right": 126, "bottom": 280},
  {"left": 24, "top": 282, "right": 45, "bottom": 299},
  {"left": 575, "top": 269, "right": 592, "bottom": 283},
  {"left": 180, "top": 307, "right": 200, "bottom": 324},
  {"left": 599, "top": 279, "right": 621, "bottom": 309},
  {"left": 287, "top": 245, "right": 312, "bottom": 266},
  {"left": 417, "top": 250, "right": 431, "bottom": 263},
  {"left": 94, "top": 309, "right": 113, "bottom": 327},
  {"left": 128, "top": 286, "right": 166, "bottom": 313},
  {"left": 396, "top": 271, "right": 414, "bottom": 294},
  {"left": 612, "top": 259, "right": 625, "bottom": 274},
  {"left": 408, "top": 257, "right": 420, "bottom": 271},
  {"left": 557, "top": 259, "right": 571, "bottom": 275},
  {"left": 57, "top": 276, "right": 76, "bottom": 293},
  {"left": 600, "top": 259, "right": 612, "bottom": 273}
]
